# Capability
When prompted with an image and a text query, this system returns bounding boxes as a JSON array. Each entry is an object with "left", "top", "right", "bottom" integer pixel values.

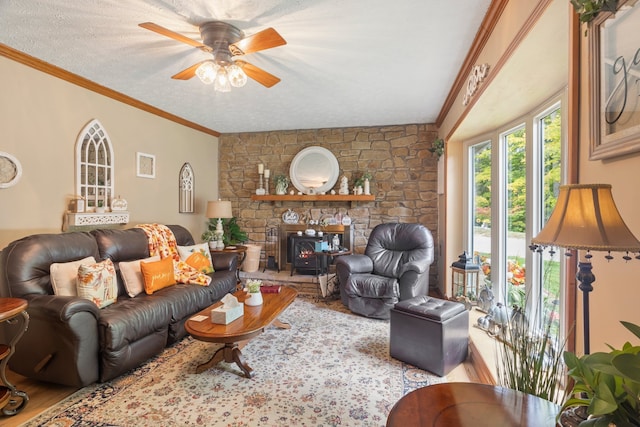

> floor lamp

[
  {"left": 206, "top": 200, "right": 233, "bottom": 250},
  {"left": 530, "top": 184, "right": 640, "bottom": 355}
]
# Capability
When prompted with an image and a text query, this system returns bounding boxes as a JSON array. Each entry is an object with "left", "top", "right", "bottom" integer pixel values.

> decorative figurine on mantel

[
  {"left": 274, "top": 174, "right": 289, "bottom": 195},
  {"left": 338, "top": 175, "right": 349, "bottom": 195}
]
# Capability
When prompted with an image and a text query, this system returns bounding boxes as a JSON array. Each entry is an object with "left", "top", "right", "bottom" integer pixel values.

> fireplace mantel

[{"left": 253, "top": 194, "right": 374, "bottom": 209}]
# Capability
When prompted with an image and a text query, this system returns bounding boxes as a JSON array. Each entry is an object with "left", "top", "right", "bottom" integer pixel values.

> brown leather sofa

[{"left": 0, "top": 225, "right": 237, "bottom": 387}]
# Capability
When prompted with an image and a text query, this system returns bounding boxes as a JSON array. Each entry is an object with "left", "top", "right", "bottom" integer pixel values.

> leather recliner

[{"left": 335, "top": 223, "right": 434, "bottom": 319}]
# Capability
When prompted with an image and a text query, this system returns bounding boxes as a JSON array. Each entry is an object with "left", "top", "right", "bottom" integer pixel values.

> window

[
  {"left": 465, "top": 96, "right": 565, "bottom": 339},
  {"left": 75, "top": 119, "right": 114, "bottom": 211},
  {"left": 503, "top": 125, "right": 527, "bottom": 308},
  {"left": 535, "top": 104, "right": 563, "bottom": 335},
  {"left": 469, "top": 141, "right": 492, "bottom": 288}
]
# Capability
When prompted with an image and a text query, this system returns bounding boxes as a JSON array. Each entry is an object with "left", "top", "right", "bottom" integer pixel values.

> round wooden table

[
  {"left": 387, "top": 382, "right": 560, "bottom": 427},
  {"left": 0, "top": 298, "right": 30, "bottom": 416}
]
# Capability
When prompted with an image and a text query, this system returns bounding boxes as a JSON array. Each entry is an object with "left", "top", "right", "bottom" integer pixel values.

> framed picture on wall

[
  {"left": 136, "top": 152, "right": 156, "bottom": 178},
  {"left": 589, "top": 0, "right": 640, "bottom": 160}
]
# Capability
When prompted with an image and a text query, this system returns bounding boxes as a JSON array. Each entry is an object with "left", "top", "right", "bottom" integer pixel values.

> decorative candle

[
  {"left": 258, "top": 163, "right": 264, "bottom": 174},
  {"left": 264, "top": 169, "right": 270, "bottom": 178}
]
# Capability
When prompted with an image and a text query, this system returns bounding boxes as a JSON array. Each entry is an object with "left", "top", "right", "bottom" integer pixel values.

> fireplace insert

[{"left": 289, "top": 235, "right": 328, "bottom": 275}]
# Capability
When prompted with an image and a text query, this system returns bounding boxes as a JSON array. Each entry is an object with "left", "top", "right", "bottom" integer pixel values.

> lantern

[{"left": 451, "top": 252, "right": 480, "bottom": 302}]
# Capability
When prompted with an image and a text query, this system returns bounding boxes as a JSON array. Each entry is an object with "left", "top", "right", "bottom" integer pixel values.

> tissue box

[
  {"left": 314, "top": 241, "right": 328, "bottom": 252},
  {"left": 211, "top": 303, "right": 244, "bottom": 325}
]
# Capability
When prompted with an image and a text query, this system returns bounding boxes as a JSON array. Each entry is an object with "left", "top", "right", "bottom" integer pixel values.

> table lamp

[
  {"left": 530, "top": 184, "right": 640, "bottom": 354},
  {"left": 206, "top": 200, "right": 233, "bottom": 250}
]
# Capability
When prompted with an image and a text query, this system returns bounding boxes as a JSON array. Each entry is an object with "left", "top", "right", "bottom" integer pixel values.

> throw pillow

[
  {"left": 50, "top": 256, "right": 97, "bottom": 296},
  {"left": 140, "top": 256, "right": 176, "bottom": 294},
  {"left": 77, "top": 259, "right": 118, "bottom": 308},
  {"left": 119, "top": 255, "right": 161, "bottom": 297},
  {"left": 177, "top": 243, "right": 214, "bottom": 274}
]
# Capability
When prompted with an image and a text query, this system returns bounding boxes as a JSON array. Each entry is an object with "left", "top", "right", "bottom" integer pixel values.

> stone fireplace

[{"left": 218, "top": 123, "right": 440, "bottom": 286}]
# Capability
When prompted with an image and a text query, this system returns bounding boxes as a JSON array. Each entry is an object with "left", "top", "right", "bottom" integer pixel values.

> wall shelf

[
  {"left": 251, "top": 194, "right": 375, "bottom": 202},
  {"left": 66, "top": 211, "right": 130, "bottom": 227}
]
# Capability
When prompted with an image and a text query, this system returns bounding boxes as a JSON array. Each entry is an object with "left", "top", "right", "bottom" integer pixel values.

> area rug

[{"left": 23, "top": 295, "right": 446, "bottom": 427}]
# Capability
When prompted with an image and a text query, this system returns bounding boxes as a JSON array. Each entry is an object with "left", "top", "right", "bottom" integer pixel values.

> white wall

[{"left": 0, "top": 55, "right": 219, "bottom": 248}]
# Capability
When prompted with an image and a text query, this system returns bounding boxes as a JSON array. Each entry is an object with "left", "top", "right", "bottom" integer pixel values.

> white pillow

[
  {"left": 119, "top": 255, "right": 160, "bottom": 297},
  {"left": 177, "top": 243, "right": 214, "bottom": 274},
  {"left": 50, "top": 256, "right": 96, "bottom": 296},
  {"left": 77, "top": 259, "right": 118, "bottom": 309}
]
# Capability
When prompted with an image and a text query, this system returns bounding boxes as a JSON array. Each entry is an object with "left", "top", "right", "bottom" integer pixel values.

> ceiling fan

[{"left": 139, "top": 21, "right": 286, "bottom": 92}]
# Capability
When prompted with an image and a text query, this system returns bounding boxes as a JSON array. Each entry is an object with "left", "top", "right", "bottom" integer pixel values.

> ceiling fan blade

[
  {"left": 139, "top": 22, "right": 210, "bottom": 52},
  {"left": 236, "top": 60, "right": 281, "bottom": 88},
  {"left": 230, "top": 28, "right": 286, "bottom": 56},
  {"left": 171, "top": 61, "right": 206, "bottom": 80}
]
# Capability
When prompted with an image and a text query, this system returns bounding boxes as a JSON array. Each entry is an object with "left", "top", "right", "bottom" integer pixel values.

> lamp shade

[
  {"left": 531, "top": 184, "right": 640, "bottom": 252},
  {"left": 206, "top": 200, "right": 233, "bottom": 219}
]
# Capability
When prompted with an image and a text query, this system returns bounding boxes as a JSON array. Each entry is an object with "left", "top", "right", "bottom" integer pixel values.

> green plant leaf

[
  {"left": 565, "top": 351, "right": 581, "bottom": 370},
  {"left": 612, "top": 353, "right": 640, "bottom": 383},
  {"left": 622, "top": 321, "right": 640, "bottom": 341},
  {"left": 561, "top": 396, "right": 591, "bottom": 412},
  {"left": 590, "top": 382, "right": 618, "bottom": 416}
]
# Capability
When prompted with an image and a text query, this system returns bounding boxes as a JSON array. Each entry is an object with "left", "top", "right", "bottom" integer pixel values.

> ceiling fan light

[
  {"left": 227, "top": 63, "right": 247, "bottom": 88},
  {"left": 195, "top": 61, "right": 218, "bottom": 85},
  {"left": 214, "top": 68, "right": 231, "bottom": 92}
]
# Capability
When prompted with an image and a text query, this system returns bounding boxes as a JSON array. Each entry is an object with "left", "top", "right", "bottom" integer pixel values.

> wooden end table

[
  {"left": 0, "top": 298, "right": 30, "bottom": 416},
  {"left": 211, "top": 245, "right": 247, "bottom": 283},
  {"left": 185, "top": 286, "right": 297, "bottom": 378},
  {"left": 314, "top": 249, "right": 351, "bottom": 300},
  {"left": 386, "top": 382, "right": 560, "bottom": 426}
]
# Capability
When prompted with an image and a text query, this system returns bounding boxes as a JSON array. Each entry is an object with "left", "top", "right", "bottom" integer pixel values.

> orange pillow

[
  {"left": 184, "top": 252, "right": 214, "bottom": 274},
  {"left": 140, "top": 256, "right": 176, "bottom": 295},
  {"left": 177, "top": 244, "right": 214, "bottom": 274}
]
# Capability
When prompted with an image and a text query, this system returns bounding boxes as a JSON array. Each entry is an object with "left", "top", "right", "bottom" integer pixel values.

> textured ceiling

[{"left": 0, "top": 0, "right": 492, "bottom": 134}]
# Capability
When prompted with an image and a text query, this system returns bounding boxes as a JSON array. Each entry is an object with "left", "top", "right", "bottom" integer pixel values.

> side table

[
  {"left": 314, "top": 249, "right": 351, "bottom": 300},
  {"left": 211, "top": 245, "right": 247, "bottom": 285},
  {"left": 0, "top": 298, "right": 30, "bottom": 416}
]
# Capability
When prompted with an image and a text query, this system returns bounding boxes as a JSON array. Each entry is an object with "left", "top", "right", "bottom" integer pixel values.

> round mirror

[{"left": 289, "top": 146, "right": 339, "bottom": 194}]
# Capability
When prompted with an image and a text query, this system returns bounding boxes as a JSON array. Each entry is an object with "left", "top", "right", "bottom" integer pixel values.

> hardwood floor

[{"left": 1, "top": 370, "right": 77, "bottom": 425}]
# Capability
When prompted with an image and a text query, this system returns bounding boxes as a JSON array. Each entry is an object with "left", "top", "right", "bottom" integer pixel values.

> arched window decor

[
  {"left": 75, "top": 119, "right": 114, "bottom": 211},
  {"left": 179, "top": 162, "right": 195, "bottom": 213}
]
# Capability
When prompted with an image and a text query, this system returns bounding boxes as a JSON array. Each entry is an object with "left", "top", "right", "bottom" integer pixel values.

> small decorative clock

[{"left": 0, "top": 151, "right": 22, "bottom": 188}]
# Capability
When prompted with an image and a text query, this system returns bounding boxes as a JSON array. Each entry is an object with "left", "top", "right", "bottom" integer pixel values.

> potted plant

[
  {"left": 244, "top": 279, "right": 263, "bottom": 306},
  {"left": 222, "top": 217, "right": 248, "bottom": 246},
  {"left": 202, "top": 217, "right": 248, "bottom": 247},
  {"left": 559, "top": 321, "right": 640, "bottom": 426},
  {"left": 201, "top": 228, "right": 218, "bottom": 249},
  {"left": 495, "top": 299, "right": 567, "bottom": 406},
  {"left": 570, "top": 0, "right": 618, "bottom": 24},
  {"left": 429, "top": 138, "right": 445, "bottom": 159},
  {"left": 274, "top": 174, "right": 289, "bottom": 195}
]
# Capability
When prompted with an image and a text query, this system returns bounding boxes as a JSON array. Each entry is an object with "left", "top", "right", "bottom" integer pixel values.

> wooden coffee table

[
  {"left": 386, "top": 382, "right": 560, "bottom": 426},
  {"left": 185, "top": 286, "right": 297, "bottom": 378}
]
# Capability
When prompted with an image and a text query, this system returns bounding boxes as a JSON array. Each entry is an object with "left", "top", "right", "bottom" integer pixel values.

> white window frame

[{"left": 462, "top": 91, "right": 568, "bottom": 333}]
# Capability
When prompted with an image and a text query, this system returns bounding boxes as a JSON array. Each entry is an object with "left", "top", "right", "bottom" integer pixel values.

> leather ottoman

[{"left": 390, "top": 296, "right": 468, "bottom": 376}]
